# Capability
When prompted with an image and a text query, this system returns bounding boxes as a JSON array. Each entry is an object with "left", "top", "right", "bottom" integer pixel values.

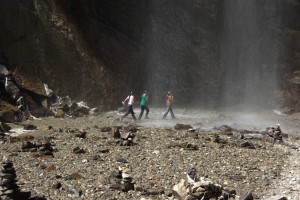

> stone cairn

[{"left": 0, "top": 161, "right": 19, "bottom": 200}]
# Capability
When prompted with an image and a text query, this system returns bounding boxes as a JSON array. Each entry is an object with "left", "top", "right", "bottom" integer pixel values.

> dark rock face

[{"left": 0, "top": 1, "right": 299, "bottom": 109}]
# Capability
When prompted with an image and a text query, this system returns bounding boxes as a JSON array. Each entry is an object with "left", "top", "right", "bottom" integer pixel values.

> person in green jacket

[{"left": 138, "top": 91, "right": 150, "bottom": 120}]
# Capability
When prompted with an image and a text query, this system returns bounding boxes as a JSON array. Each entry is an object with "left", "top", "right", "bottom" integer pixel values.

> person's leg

[
  {"left": 121, "top": 106, "right": 130, "bottom": 121},
  {"left": 145, "top": 106, "right": 150, "bottom": 119},
  {"left": 138, "top": 106, "right": 145, "bottom": 120},
  {"left": 129, "top": 105, "right": 137, "bottom": 120},
  {"left": 163, "top": 106, "right": 170, "bottom": 119},
  {"left": 169, "top": 106, "right": 175, "bottom": 118}
]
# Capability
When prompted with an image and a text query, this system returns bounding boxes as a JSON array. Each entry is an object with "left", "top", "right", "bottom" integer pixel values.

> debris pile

[
  {"left": 109, "top": 125, "right": 136, "bottom": 146},
  {"left": 0, "top": 64, "right": 99, "bottom": 122},
  {"left": 0, "top": 161, "right": 20, "bottom": 199},
  {"left": 108, "top": 169, "right": 134, "bottom": 192},
  {"left": 21, "top": 139, "right": 54, "bottom": 157},
  {"left": 50, "top": 96, "right": 97, "bottom": 117},
  {"left": 267, "top": 124, "right": 283, "bottom": 144},
  {"left": 0, "top": 161, "right": 43, "bottom": 199},
  {"left": 172, "top": 168, "right": 237, "bottom": 200}
]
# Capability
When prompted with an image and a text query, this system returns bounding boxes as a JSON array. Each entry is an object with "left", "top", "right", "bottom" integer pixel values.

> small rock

[
  {"left": 52, "top": 182, "right": 62, "bottom": 190},
  {"left": 174, "top": 123, "right": 193, "bottom": 130}
]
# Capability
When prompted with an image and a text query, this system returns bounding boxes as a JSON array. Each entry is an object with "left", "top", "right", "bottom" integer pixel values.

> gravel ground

[{"left": 1, "top": 108, "right": 300, "bottom": 199}]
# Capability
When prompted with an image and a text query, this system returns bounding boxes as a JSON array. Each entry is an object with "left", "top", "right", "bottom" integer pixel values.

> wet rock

[
  {"left": 100, "top": 126, "right": 112, "bottom": 132},
  {"left": 120, "top": 132, "right": 135, "bottom": 140},
  {"left": 120, "top": 139, "right": 134, "bottom": 146},
  {"left": 0, "top": 122, "right": 11, "bottom": 132},
  {"left": 185, "top": 143, "right": 198, "bottom": 150},
  {"left": 52, "top": 182, "right": 62, "bottom": 190},
  {"left": 137, "top": 188, "right": 164, "bottom": 196},
  {"left": 187, "top": 168, "right": 198, "bottom": 184},
  {"left": 89, "top": 107, "right": 100, "bottom": 116},
  {"left": 229, "top": 175, "right": 246, "bottom": 181},
  {"left": 211, "top": 133, "right": 227, "bottom": 144},
  {"left": 92, "top": 155, "right": 103, "bottom": 161},
  {"left": 240, "top": 141, "right": 255, "bottom": 149},
  {"left": 13, "top": 67, "right": 47, "bottom": 97},
  {"left": 66, "top": 173, "right": 84, "bottom": 180},
  {"left": 191, "top": 177, "right": 223, "bottom": 199},
  {"left": 108, "top": 169, "right": 134, "bottom": 192},
  {"left": 32, "top": 151, "right": 54, "bottom": 159},
  {"left": 188, "top": 128, "right": 196, "bottom": 132},
  {"left": 23, "top": 124, "right": 37, "bottom": 130},
  {"left": 164, "top": 189, "right": 173, "bottom": 197},
  {"left": 116, "top": 157, "right": 128, "bottom": 163},
  {"left": 278, "top": 197, "right": 287, "bottom": 200},
  {"left": 174, "top": 123, "right": 193, "bottom": 130},
  {"left": 74, "top": 105, "right": 90, "bottom": 115},
  {"left": 75, "top": 129, "right": 87, "bottom": 139},
  {"left": 124, "top": 124, "right": 138, "bottom": 132},
  {"left": 99, "top": 148, "right": 110, "bottom": 153},
  {"left": 213, "top": 125, "right": 235, "bottom": 132},
  {"left": 239, "top": 191, "right": 254, "bottom": 200},
  {"left": 0, "top": 64, "right": 9, "bottom": 77},
  {"left": 48, "top": 126, "right": 63, "bottom": 132},
  {"left": 73, "top": 147, "right": 85, "bottom": 154},
  {"left": 167, "top": 142, "right": 198, "bottom": 150},
  {"left": 28, "top": 195, "right": 47, "bottom": 200},
  {"left": 110, "top": 127, "right": 120, "bottom": 139},
  {"left": 68, "top": 188, "right": 82, "bottom": 197}
]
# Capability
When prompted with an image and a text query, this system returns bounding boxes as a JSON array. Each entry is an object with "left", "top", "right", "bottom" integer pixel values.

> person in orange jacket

[{"left": 163, "top": 91, "right": 175, "bottom": 119}]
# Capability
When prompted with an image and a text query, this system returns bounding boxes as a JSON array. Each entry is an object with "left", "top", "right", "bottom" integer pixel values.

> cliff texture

[{"left": 0, "top": 0, "right": 299, "bottom": 110}]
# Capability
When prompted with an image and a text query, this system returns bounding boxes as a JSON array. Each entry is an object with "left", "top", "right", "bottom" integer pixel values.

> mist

[{"left": 143, "top": 0, "right": 283, "bottom": 110}]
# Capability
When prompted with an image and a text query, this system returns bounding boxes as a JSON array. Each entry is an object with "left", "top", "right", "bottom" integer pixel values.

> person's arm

[{"left": 122, "top": 96, "right": 129, "bottom": 105}]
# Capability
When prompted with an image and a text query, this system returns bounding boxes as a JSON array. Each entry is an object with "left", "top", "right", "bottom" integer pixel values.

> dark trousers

[
  {"left": 163, "top": 105, "right": 175, "bottom": 119},
  {"left": 138, "top": 105, "right": 149, "bottom": 119},
  {"left": 121, "top": 105, "right": 136, "bottom": 120}
]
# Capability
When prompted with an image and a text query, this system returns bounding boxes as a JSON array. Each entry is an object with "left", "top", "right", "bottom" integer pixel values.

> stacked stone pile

[
  {"left": 173, "top": 168, "right": 237, "bottom": 200},
  {"left": 0, "top": 161, "right": 19, "bottom": 200},
  {"left": 21, "top": 139, "right": 54, "bottom": 157}
]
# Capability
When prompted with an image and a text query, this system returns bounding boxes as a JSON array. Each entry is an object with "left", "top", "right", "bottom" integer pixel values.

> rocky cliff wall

[{"left": 0, "top": 0, "right": 299, "bottom": 110}]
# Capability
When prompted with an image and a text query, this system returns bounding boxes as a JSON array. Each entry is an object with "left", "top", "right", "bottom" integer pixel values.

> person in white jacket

[{"left": 120, "top": 91, "right": 137, "bottom": 121}]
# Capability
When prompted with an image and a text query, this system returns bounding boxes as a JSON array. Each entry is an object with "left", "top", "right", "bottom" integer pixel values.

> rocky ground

[{"left": 0, "top": 108, "right": 300, "bottom": 199}]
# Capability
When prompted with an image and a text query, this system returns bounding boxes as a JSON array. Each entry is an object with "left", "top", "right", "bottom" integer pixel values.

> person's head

[
  {"left": 167, "top": 91, "right": 172, "bottom": 95},
  {"left": 130, "top": 91, "right": 134, "bottom": 95}
]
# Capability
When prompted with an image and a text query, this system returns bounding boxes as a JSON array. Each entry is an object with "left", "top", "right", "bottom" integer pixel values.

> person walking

[
  {"left": 163, "top": 91, "right": 175, "bottom": 119},
  {"left": 120, "top": 91, "right": 137, "bottom": 121},
  {"left": 138, "top": 91, "right": 150, "bottom": 120}
]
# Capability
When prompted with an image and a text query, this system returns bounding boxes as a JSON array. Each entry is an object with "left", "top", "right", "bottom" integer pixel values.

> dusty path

[{"left": 262, "top": 141, "right": 300, "bottom": 200}]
